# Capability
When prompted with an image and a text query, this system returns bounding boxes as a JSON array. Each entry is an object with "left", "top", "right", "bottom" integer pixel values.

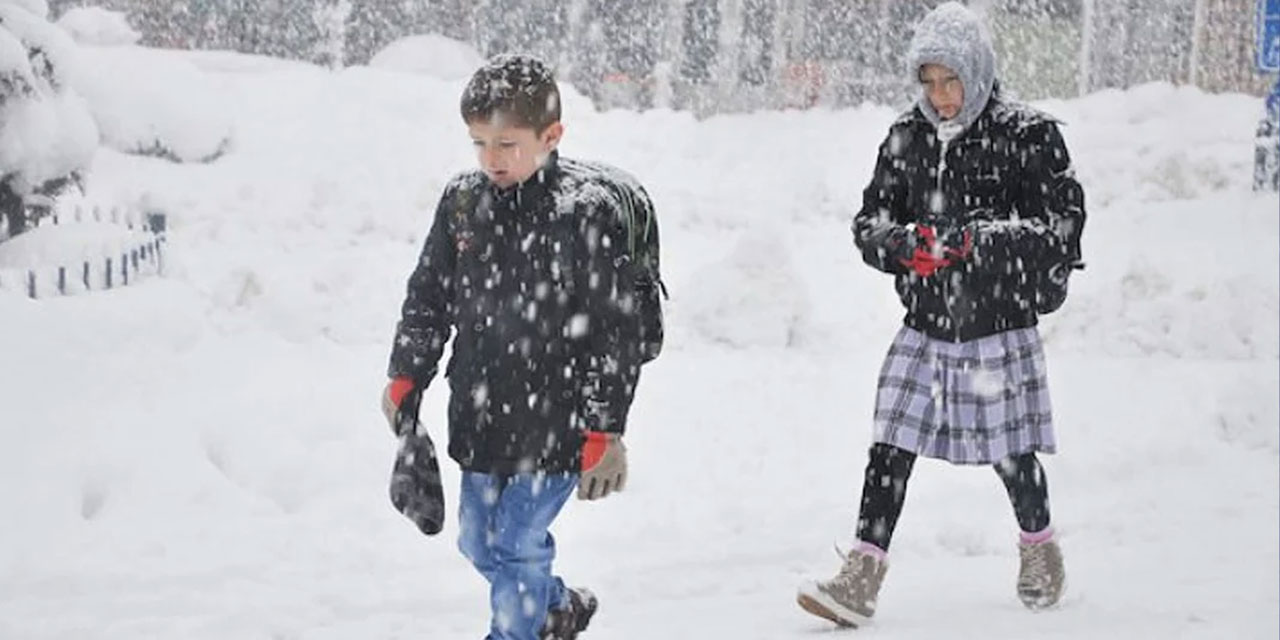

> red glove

[
  {"left": 582, "top": 431, "right": 609, "bottom": 470},
  {"left": 900, "top": 225, "right": 952, "bottom": 277},
  {"left": 387, "top": 377, "right": 414, "bottom": 407},
  {"left": 579, "top": 431, "right": 627, "bottom": 500},
  {"left": 382, "top": 376, "right": 416, "bottom": 432}
]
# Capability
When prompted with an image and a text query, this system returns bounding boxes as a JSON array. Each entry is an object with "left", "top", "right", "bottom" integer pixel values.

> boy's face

[
  {"left": 919, "top": 64, "right": 964, "bottom": 121},
  {"left": 467, "top": 118, "right": 564, "bottom": 189}
]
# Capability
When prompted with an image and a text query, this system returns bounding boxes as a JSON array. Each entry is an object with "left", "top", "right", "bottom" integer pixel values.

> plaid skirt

[{"left": 871, "top": 326, "right": 1056, "bottom": 465}]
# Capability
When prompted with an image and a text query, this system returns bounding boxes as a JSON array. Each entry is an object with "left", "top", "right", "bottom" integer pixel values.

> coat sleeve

[
  {"left": 852, "top": 129, "right": 914, "bottom": 275},
  {"left": 972, "top": 120, "right": 1086, "bottom": 272},
  {"left": 571, "top": 189, "right": 649, "bottom": 435},
  {"left": 1019, "top": 120, "right": 1085, "bottom": 269},
  {"left": 387, "top": 185, "right": 458, "bottom": 387}
]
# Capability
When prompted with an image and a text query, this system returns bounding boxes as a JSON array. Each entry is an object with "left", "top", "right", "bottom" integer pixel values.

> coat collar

[{"left": 487, "top": 150, "right": 560, "bottom": 208}]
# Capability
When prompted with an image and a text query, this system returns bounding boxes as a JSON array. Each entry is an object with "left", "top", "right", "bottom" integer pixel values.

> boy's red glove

[
  {"left": 579, "top": 431, "right": 627, "bottom": 501},
  {"left": 381, "top": 377, "right": 416, "bottom": 433}
]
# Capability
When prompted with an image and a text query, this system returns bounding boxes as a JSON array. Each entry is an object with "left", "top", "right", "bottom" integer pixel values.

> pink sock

[
  {"left": 857, "top": 540, "right": 889, "bottom": 561},
  {"left": 1020, "top": 527, "right": 1054, "bottom": 545}
]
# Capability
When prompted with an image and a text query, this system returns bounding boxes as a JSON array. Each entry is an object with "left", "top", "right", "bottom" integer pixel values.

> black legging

[{"left": 855, "top": 443, "right": 1050, "bottom": 551}]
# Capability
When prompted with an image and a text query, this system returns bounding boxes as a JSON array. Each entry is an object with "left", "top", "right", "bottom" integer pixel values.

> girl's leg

[
  {"left": 797, "top": 444, "right": 914, "bottom": 626},
  {"left": 993, "top": 452, "right": 1051, "bottom": 536},
  {"left": 855, "top": 443, "right": 918, "bottom": 553},
  {"left": 996, "top": 452, "right": 1065, "bottom": 608}
]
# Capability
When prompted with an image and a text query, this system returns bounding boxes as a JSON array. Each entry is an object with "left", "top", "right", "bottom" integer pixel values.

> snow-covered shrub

[
  {"left": 68, "top": 45, "right": 233, "bottom": 163},
  {"left": 0, "top": 1, "right": 96, "bottom": 192},
  {"left": 55, "top": 6, "right": 140, "bottom": 47}
]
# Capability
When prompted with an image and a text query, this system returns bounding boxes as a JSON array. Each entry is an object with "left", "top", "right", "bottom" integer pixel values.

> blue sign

[{"left": 1261, "top": 0, "right": 1280, "bottom": 71}]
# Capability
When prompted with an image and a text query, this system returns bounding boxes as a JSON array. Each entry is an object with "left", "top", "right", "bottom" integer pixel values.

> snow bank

[
  {"left": 1, "top": 0, "right": 47, "bottom": 18},
  {"left": 1040, "top": 83, "right": 1262, "bottom": 203},
  {"left": 682, "top": 226, "right": 812, "bottom": 348},
  {"left": 369, "top": 33, "right": 484, "bottom": 80}
]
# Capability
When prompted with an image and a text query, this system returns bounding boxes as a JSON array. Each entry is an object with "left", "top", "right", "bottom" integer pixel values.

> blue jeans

[{"left": 458, "top": 471, "right": 578, "bottom": 640}]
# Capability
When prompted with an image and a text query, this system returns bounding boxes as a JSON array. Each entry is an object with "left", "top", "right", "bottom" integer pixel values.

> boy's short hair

[{"left": 460, "top": 54, "right": 561, "bottom": 132}]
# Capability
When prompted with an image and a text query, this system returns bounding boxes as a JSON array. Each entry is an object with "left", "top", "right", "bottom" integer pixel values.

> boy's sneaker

[
  {"left": 796, "top": 546, "right": 887, "bottom": 627},
  {"left": 541, "top": 587, "right": 598, "bottom": 639},
  {"left": 1017, "top": 538, "right": 1065, "bottom": 609}
]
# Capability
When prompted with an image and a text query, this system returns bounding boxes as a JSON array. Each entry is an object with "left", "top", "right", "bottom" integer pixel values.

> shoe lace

[
  {"left": 1020, "top": 544, "right": 1050, "bottom": 587},
  {"left": 833, "top": 542, "right": 849, "bottom": 561},
  {"left": 828, "top": 542, "right": 868, "bottom": 588}
]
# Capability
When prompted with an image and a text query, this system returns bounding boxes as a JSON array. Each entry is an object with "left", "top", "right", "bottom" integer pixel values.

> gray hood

[{"left": 908, "top": 2, "right": 996, "bottom": 131}]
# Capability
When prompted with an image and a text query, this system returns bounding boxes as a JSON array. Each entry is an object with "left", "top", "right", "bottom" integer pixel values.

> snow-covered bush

[
  {"left": 55, "top": 6, "right": 140, "bottom": 47},
  {"left": 0, "top": 1, "right": 96, "bottom": 195},
  {"left": 68, "top": 45, "right": 233, "bottom": 164}
]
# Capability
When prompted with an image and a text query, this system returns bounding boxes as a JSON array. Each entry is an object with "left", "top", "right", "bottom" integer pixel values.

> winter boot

[
  {"left": 541, "top": 587, "right": 598, "bottom": 639},
  {"left": 1017, "top": 537, "right": 1065, "bottom": 609},
  {"left": 796, "top": 545, "right": 887, "bottom": 627}
]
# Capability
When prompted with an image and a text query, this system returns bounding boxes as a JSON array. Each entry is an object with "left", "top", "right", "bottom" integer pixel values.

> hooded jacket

[{"left": 852, "top": 2, "right": 1086, "bottom": 342}]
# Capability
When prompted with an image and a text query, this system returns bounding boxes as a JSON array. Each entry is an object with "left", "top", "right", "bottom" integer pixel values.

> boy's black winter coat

[{"left": 389, "top": 152, "right": 658, "bottom": 474}]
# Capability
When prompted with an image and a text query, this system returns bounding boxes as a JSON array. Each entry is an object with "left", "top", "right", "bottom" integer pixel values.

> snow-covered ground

[{"left": 0, "top": 43, "right": 1276, "bottom": 639}]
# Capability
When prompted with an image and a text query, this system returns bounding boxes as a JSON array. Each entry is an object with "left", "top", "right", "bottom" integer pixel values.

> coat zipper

[{"left": 937, "top": 134, "right": 955, "bottom": 327}]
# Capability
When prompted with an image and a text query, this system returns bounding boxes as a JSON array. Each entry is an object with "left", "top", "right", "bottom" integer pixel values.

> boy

[
  {"left": 797, "top": 2, "right": 1086, "bottom": 628},
  {"left": 383, "top": 54, "right": 662, "bottom": 640}
]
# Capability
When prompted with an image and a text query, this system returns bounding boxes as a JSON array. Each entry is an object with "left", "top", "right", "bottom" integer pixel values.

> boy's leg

[
  {"left": 487, "top": 473, "right": 578, "bottom": 640},
  {"left": 993, "top": 452, "right": 1050, "bottom": 534},
  {"left": 855, "top": 443, "right": 918, "bottom": 553},
  {"left": 458, "top": 471, "right": 502, "bottom": 582}
]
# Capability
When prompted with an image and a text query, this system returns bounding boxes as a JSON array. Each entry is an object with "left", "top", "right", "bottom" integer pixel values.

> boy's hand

[
  {"left": 579, "top": 431, "right": 626, "bottom": 501},
  {"left": 381, "top": 377, "right": 416, "bottom": 434}
]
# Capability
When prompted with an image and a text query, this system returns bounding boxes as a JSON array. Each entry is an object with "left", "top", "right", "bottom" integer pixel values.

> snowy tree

[
  {"left": 680, "top": 0, "right": 720, "bottom": 86},
  {"left": 986, "top": 0, "right": 1083, "bottom": 99},
  {"left": 313, "top": 0, "right": 350, "bottom": 69},
  {"left": 41, "top": 0, "right": 1275, "bottom": 112},
  {"left": 571, "top": 0, "right": 662, "bottom": 109},
  {"left": 737, "top": 0, "right": 776, "bottom": 87}
]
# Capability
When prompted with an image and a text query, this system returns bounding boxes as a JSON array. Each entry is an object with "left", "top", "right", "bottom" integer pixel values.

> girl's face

[{"left": 920, "top": 64, "right": 964, "bottom": 121}]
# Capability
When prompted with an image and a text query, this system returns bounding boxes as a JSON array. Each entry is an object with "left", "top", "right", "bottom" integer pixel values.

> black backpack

[
  {"left": 607, "top": 180, "right": 666, "bottom": 364},
  {"left": 446, "top": 166, "right": 666, "bottom": 363},
  {"left": 1034, "top": 205, "right": 1086, "bottom": 315}
]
